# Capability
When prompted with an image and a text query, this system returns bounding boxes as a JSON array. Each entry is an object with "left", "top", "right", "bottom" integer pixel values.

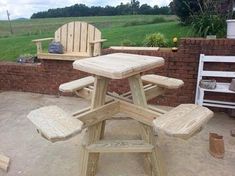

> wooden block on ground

[
  {"left": 153, "top": 104, "right": 214, "bottom": 139},
  {"left": 87, "top": 140, "right": 154, "bottom": 153},
  {"left": 59, "top": 76, "right": 95, "bottom": 93},
  {"left": 0, "top": 154, "right": 10, "bottom": 172},
  {"left": 141, "top": 74, "right": 184, "bottom": 89},
  {"left": 27, "top": 106, "right": 83, "bottom": 142}
]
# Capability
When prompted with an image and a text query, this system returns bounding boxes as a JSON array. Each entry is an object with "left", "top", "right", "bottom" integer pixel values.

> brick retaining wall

[{"left": 0, "top": 38, "right": 235, "bottom": 107}]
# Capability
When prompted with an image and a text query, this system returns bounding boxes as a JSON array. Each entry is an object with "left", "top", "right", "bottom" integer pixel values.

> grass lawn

[{"left": 0, "top": 15, "right": 193, "bottom": 61}]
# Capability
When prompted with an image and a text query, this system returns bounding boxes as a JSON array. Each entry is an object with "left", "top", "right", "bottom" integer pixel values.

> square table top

[{"left": 73, "top": 53, "right": 164, "bottom": 79}]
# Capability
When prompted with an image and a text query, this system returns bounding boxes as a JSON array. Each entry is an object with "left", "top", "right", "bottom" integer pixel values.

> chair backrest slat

[
  {"left": 60, "top": 23, "right": 68, "bottom": 51},
  {"left": 73, "top": 22, "right": 81, "bottom": 52},
  {"left": 67, "top": 22, "right": 75, "bottom": 53},
  {"left": 54, "top": 21, "right": 102, "bottom": 55}
]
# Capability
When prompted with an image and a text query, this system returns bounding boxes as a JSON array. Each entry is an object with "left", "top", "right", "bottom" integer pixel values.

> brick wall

[{"left": 0, "top": 38, "right": 235, "bottom": 108}]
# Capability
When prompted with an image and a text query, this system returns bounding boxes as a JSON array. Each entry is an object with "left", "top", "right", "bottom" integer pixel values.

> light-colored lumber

[
  {"left": 141, "top": 74, "right": 184, "bottom": 89},
  {"left": 87, "top": 140, "right": 154, "bottom": 153},
  {"left": 67, "top": 22, "right": 75, "bottom": 52},
  {"left": 144, "top": 85, "right": 165, "bottom": 100},
  {"left": 73, "top": 53, "right": 164, "bottom": 79},
  {"left": 128, "top": 74, "right": 166, "bottom": 176},
  {"left": 153, "top": 104, "right": 214, "bottom": 139},
  {"left": 32, "top": 37, "right": 54, "bottom": 43},
  {"left": 0, "top": 154, "right": 10, "bottom": 172},
  {"left": 34, "top": 21, "right": 105, "bottom": 60},
  {"left": 93, "top": 28, "right": 102, "bottom": 56},
  {"left": 75, "top": 87, "right": 168, "bottom": 113},
  {"left": 74, "top": 21, "right": 81, "bottom": 52},
  {"left": 80, "top": 22, "right": 88, "bottom": 53},
  {"left": 73, "top": 106, "right": 91, "bottom": 116},
  {"left": 60, "top": 23, "right": 68, "bottom": 51},
  {"left": 59, "top": 76, "right": 95, "bottom": 93},
  {"left": 110, "top": 46, "right": 159, "bottom": 51},
  {"left": 89, "top": 39, "right": 107, "bottom": 44},
  {"left": 37, "top": 52, "right": 89, "bottom": 61},
  {"left": 75, "top": 101, "right": 119, "bottom": 128},
  {"left": 79, "top": 76, "right": 109, "bottom": 176},
  {"left": 27, "top": 106, "right": 83, "bottom": 142},
  {"left": 119, "top": 100, "right": 160, "bottom": 126}
]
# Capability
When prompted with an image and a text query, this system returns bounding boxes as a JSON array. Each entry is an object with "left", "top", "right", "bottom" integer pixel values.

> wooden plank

[
  {"left": 75, "top": 101, "right": 120, "bottom": 128},
  {"left": 73, "top": 106, "right": 90, "bottom": 116},
  {"left": 119, "top": 100, "right": 160, "bottom": 126},
  {"left": 80, "top": 22, "right": 88, "bottom": 53},
  {"left": 93, "top": 28, "right": 102, "bottom": 56},
  {"left": 144, "top": 85, "right": 165, "bottom": 100},
  {"left": 27, "top": 106, "right": 83, "bottom": 142},
  {"left": 37, "top": 52, "right": 89, "bottom": 60},
  {"left": 141, "top": 75, "right": 184, "bottom": 89},
  {"left": 79, "top": 76, "right": 109, "bottom": 176},
  {"left": 73, "top": 53, "right": 165, "bottom": 79},
  {"left": 67, "top": 22, "right": 75, "bottom": 53},
  {"left": 32, "top": 38, "right": 54, "bottom": 42},
  {"left": 87, "top": 24, "right": 95, "bottom": 56},
  {"left": 153, "top": 104, "right": 214, "bottom": 139},
  {"left": 60, "top": 23, "right": 68, "bottom": 51},
  {"left": 73, "top": 21, "right": 81, "bottom": 52},
  {"left": 54, "top": 28, "right": 61, "bottom": 42},
  {"left": 0, "top": 154, "right": 10, "bottom": 172},
  {"left": 128, "top": 74, "right": 166, "bottom": 176},
  {"left": 59, "top": 76, "right": 95, "bottom": 93},
  {"left": 110, "top": 46, "right": 160, "bottom": 51},
  {"left": 87, "top": 140, "right": 154, "bottom": 153}
]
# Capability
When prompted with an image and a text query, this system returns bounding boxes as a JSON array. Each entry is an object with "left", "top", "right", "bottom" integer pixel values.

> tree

[
  {"left": 139, "top": 4, "right": 152, "bottom": 14},
  {"left": 131, "top": 0, "right": 140, "bottom": 14},
  {"left": 171, "top": 0, "right": 201, "bottom": 23}
]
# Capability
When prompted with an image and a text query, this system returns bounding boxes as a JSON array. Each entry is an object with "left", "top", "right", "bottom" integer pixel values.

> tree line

[{"left": 31, "top": 1, "right": 172, "bottom": 18}]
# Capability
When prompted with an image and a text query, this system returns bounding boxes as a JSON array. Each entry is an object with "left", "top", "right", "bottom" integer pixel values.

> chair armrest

[
  {"left": 32, "top": 38, "right": 54, "bottom": 54},
  {"left": 32, "top": 37, "right": 54, "bottom": 43},
  {"left": 89, "top": 39, "right": 107, "bottom": 44}
]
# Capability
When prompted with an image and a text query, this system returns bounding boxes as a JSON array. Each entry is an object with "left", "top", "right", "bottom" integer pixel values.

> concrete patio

[{"left": 0, "top": 91, "right": 235, "bottom": 176}]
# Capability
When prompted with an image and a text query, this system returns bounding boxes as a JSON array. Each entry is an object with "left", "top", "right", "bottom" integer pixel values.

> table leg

[
  {"left": 79, "top": 76, "right": 109, "bottom": 176},
  {"left": 128, "top": 74, "right": 166, "bottom": 176}
]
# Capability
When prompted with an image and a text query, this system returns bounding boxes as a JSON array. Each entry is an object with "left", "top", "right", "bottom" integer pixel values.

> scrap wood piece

[{"left": 0, "top": 154, "right": 10, "bottom": 172}]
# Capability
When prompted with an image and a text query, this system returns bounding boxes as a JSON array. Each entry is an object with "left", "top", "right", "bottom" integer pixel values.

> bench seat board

[
  {"left": 59, "top": 76, "right": 95, "bottom": 93},
  {"left": 27, "top": 106, "right": 83, "bottom": 142},
  {"left": 141, "top": 74, "right": 184, "bottom": 89},
  {"left": 153, "top": 104, "right": 213, "bottom": 139}
]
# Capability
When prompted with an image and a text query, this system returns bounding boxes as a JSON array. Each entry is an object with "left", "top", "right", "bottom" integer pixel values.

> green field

[{"left": 0, "top": 15, "right": 194, "bottom": 61}]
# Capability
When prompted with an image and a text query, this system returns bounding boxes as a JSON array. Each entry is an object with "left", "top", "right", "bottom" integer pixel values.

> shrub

[
  {"left": 143, "top": 33, "right": 167, "bottom": 47},
  {"left": 191, "top": 13, "right": 226, "bottom": 37},
  {"left": 121, "top": 39, "right": 136, "bottom": 46},
  {"left": 123, "top": 17, "right": 169, "bottom": 27}
]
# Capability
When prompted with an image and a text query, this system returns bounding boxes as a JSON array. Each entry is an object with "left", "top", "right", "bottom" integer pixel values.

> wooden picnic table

[
  {"left": 27, "top": 52, "right": 213, "bottom": 176},
  {"left": 73, "top": 53, "right": 166, "bottom": 176}
]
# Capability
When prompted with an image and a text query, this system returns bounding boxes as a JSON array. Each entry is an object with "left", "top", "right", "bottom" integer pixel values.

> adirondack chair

[{"left": 32, "top": 21, "right": 106, "bottom": 60}]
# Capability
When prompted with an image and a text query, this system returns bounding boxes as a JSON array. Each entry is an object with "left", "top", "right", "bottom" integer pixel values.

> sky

[{"left": 0, "top": 0, "right": 172, "bottom": 20}]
